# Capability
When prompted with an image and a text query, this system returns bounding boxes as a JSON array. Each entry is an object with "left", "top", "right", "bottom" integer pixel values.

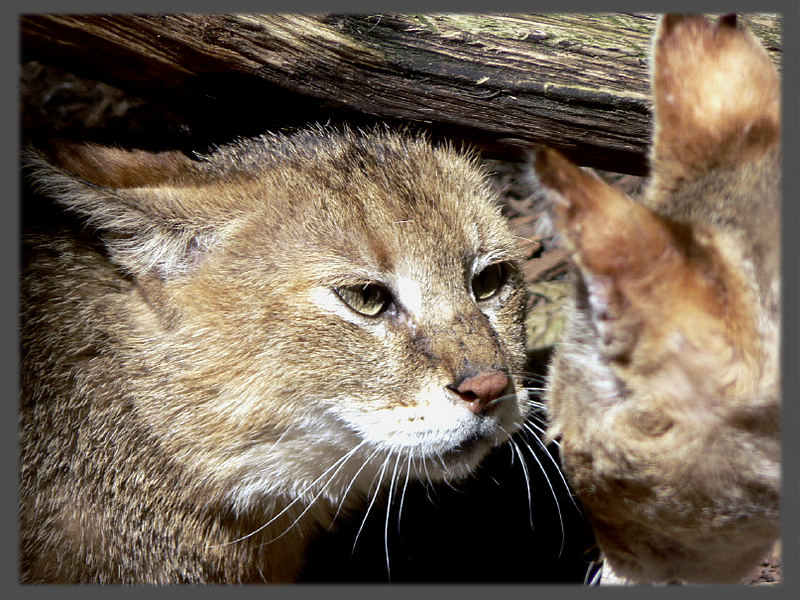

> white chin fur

[
  {"left": 336, "top": 381, "right": 525, "bottom": 454},
  {"left": 223, "top": 386, "right": 527, "bottom": 511}
]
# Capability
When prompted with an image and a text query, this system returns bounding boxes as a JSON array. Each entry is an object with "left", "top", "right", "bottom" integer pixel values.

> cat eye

[
  {"left": 334, "top": 283, "right": 391, "bottom": 317},
  {"left": 472, "top": 262, "right": 507, "bottom": 301}
]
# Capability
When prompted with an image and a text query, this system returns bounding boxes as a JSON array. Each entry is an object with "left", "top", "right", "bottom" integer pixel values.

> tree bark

[{"left": 20, "top": 13, "right": 781, "bottom": 175}]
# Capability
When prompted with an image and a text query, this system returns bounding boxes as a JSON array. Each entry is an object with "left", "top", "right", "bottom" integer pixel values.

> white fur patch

[{"left": 394, "top": 274, "right": 423, "bottom": 316}]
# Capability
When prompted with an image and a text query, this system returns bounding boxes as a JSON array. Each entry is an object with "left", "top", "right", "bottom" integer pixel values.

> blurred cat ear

[
  {"left": 531, "top": 147, "right": 674, "bottom": 282},
  {"left": 530, "top": 146, "right": 755, "bottom": 372},
  {"left": 24, "top": 140, "right": 224, "bottom": 279},
  {"left": 530, "top": 146, "right": 673, "bottom": 357},
  {"left": 650, "top": 14, "right": 780, "bottom": 192}
]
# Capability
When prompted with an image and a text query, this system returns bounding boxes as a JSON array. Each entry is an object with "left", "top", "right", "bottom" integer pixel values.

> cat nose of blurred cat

[{"left": 450, "top": 371, "right": 510, "bottom": 414}]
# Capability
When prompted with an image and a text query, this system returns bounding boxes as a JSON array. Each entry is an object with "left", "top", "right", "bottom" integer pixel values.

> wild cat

[
  {"left": 19, "top": 127, "right": 532, "bottom": 583},
  {"left": 533, "top": 14, "right": 781, "bottom": 584}
]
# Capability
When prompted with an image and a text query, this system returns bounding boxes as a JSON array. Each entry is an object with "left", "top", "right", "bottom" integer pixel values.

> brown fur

[
  {"left": 19, "top": 127, "right": 529, "bottom": 583},
  {"left": 532, "top": 15, "right": 780, "bottom": 584}
]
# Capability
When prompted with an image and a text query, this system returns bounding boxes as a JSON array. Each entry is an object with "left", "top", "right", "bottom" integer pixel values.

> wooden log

[{"left": 20, "top": 13, "right": 781, "bottom": 175}]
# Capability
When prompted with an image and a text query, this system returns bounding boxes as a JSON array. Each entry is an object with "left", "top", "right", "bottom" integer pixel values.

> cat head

[{"left": 24, "top": 127, "right": 530, "bottom": 505}]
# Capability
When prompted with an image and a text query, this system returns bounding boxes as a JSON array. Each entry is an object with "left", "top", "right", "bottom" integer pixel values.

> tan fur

[
  {"left": 532, "top": 15, "right": 780, "bottom": 584},
  {"left": 19, "top": 127, "right": 529, "bottom": 583}
]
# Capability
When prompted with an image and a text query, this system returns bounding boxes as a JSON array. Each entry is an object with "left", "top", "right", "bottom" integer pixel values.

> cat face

[{"left": 26, "top": 129, "right": 529, "bottom": 507}]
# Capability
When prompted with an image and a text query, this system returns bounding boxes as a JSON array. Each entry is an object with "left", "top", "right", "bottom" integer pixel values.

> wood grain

[{"left": 21, "top": 13, "right": 781, "bottom": 175}]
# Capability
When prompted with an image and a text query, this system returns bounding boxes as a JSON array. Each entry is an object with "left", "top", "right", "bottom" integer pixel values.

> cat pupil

[
  {"left": 361, "top": 285, "right": 382, "bottom": 307},
  {"left": 335, "top": 284, "right": 389, "bottom": 317},
  {"left": 473, "top": 263, "right": 504, "bottom": 301}
]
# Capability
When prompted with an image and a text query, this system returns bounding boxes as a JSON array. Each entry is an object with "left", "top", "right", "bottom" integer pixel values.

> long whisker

[
  {"left": 328, "top": 442, "right": 385, "bottom": 529},
  {"left": 258, "top": 439, "right": 370, "bottom": 547},
  {"left": 522, "top": 418, "right": 549, "bottom": 438},
  {"left": 420, "top": 454, "right": 437, "bottom": 503},
  {"left": 520, "top": 422, "right": 579, "bottom": 514},
  {"left": 384, "top": 449, "right": 403, "bottom": 580},
  {"left": 212, "top": 439, "right": 367, "bottom": 547},
  {"left": 514, "top": 432, "right": 565, "bottom": 557},
  {"left": 397, "top": 448, "right": 413, "bottom": 535},
  {"left": 352, "top": 450, "right": 391, "bottom": 557},
  {"left": 504, "top": 429, "right": 534, "bottom": 530},
  {"left": 522, "top": 399, "right": 548, "bottom": 412},
  {"left": 508, "top": 369, "right": 550, "bottom": 384},
  {"left": 436, "top": 450, "right": 458, "bottom": 492}
]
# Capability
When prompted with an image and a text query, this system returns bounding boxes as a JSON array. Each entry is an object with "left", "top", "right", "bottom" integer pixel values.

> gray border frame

[{"left": 7, "top": 1, "right": 798, "bottom": 598}]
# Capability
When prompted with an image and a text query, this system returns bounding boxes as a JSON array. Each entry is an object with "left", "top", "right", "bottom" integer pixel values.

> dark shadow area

[{"left": 299, "top": 432, "right": 597, "bottom": 583}]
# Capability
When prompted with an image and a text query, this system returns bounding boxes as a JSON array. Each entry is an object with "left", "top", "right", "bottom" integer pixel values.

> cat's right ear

[
  {"left": 531, "top": 146, "right": 675, "bottom": 282},
  {"left": 24, "top": 140, "right": 226, "bottom": 279},
  {"left": 530, "top": 147, "right": 671, "bottom": 357}
]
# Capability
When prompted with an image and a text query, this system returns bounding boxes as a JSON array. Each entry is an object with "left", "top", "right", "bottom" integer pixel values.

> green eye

[
  {"left": 472, "top": 262, "right": 506, "bottom": 301},
  {"left": 334, "top": 284, "right": 391, "bottom": 317}
]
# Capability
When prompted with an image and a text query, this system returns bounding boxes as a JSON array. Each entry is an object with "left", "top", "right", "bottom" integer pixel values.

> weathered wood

[{"left": 20, "top": 13, "right": 781, "bottom": 175}]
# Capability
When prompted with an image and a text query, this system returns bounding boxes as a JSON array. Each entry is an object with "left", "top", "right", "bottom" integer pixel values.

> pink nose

[{"left": 451, "top": 371, "right": 510, "bottom": 414}]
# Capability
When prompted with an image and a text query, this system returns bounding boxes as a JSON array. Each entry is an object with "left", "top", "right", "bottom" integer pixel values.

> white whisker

[
  {"left": 384, "top": 450, "right": 403, "bottom": 580},
  {"left": 328, "top": 443, "right": 385, "bottom": 529},
  {"left": 515, "top": 432, "right": 565, "bottom": 557},
  {"left": 397, "top": 448, "right": 413, "bottom": 535},
  {"left": 521, "top": 422, "right": 578, "bottom": 513},
  {"left": 420, "top": 454, "right": 437, "bottom": 503},
  {"left": 352, "top": 451, "right": 391, "bottom": 557},
  {"left": 212, "top": 439, "right": 367, "bottom": 548},
  {"left": 259, "top": 440, "right": 370, "bottom": 547},
  {"left": 504, "top": 429, "right": 534, "bottom": 530}
]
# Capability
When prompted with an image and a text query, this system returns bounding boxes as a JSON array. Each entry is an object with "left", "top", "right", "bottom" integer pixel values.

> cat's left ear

[
  {"left": 529, "top": 147, "right": 670, "bottom": 357},
  {"left": 529, "top": 146, "right": 738, "bottom": 365}
]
